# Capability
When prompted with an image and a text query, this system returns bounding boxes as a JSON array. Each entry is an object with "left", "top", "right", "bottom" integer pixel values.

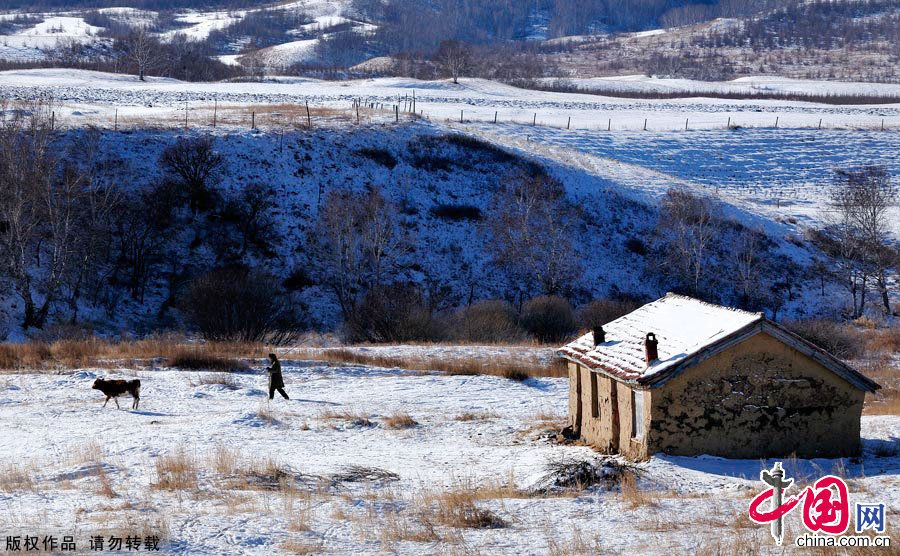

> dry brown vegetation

[
  {"left": 0, "top": 337, "right": 263, "bottom": 372},
  {"left": 422, "top": 484, "right": 507, "bottom": 529},
  {"left": 319, "top": 408, "right": 375, "bottom": 428},
  {"left": 114, "top": 104, "right": 416, "bottom": 133},
  {"left": 0, "top": 338, "right": 567, "bottom": 382},
  {"left": 296, "top": 347, "right": 567, "bottom": 379},
  {"left": 0, "top": 462, "right": 36, "bottom": 492},
  {"left": 383, "top": 412, "right": 419, "bottom": 429},
  {"left": 454, "top": 411, "right": 500, "bottom": 422},
  {"left": 154, "top": 450, "right": 199, "bottom": 491}
]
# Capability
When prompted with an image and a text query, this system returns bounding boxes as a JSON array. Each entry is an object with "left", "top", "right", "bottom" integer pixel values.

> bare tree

[
  {"left": 656, "top": 188, "right": 717, "bottom": 295},
  {"left": 830, "top": 166, "right": 898, "bottom": 316},
  {"left": 124, "top": 28, "right": 163, "bottom": 81},
  {"left": 485, "top": 171, "right": 581, "bottom": 304},
  {"left": 0, "top": 102, "right": 114, "bottom": 329},
  {"left": 437, "top": 40, "right": 472, "bottom": 84},
  {"left": 309, "top": 187, "right": 410, "bottom": 320},
  {"left": 160, "top": 136, "right": 225, "bottom": 213},
  {"left": 0, "top": 102, "right": 55, "bottom": 329}
]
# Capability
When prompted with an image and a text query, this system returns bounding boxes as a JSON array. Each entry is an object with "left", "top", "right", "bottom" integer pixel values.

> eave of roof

[{"left": 559, "top": 319, "right": 880, "bottom": 394}]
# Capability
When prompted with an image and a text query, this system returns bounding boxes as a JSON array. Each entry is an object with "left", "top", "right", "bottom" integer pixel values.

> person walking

[{"left": 266, "top": 353, "right": 289, "bottom": 400}]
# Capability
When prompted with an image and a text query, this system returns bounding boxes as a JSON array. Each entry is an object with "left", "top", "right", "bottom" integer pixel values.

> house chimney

[
  {"left": 592, "top": 326, "right": 605, "bottom": 346},
  {"left": 645, "top": 333, "right": 659, "bottom": 364}
]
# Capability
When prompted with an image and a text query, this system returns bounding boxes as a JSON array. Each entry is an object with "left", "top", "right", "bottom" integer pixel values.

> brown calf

[{"left": 92, "top": 378, "right": 141, "bottom": 410}]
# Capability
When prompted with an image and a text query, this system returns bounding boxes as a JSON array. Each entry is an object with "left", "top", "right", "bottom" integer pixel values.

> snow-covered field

[
  {"left": 0, "top": 363, "right": 896, "bottom": 555},
  {"left": 0, "top": 70, "right": 896, "bottom": 133},
  {"left": 540, "top": 75, "right": 900, "bottom": 98},
  {"left": 465, "top": 124, "right": 900, "bottom": 235}
]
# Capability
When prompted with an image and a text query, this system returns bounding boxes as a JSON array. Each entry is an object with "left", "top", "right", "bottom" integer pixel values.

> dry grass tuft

[
  {"left": 154, "top": 450, "right": 198, "bottom": 491},
  {"left": 211, "top": 445, "right": 242, "bottom": 476},
  {"left": 618, "top": 469, "right": 656, "bottom": 509},
  {"left": 0, "top": 463, "right": 36, "bottom": 492},
  {"left": 192, "top": 373, "right": 241, "bottom": 389},
  {"left": 383, "top": 412, "right": 419, "bottom": 429},
  {"left": 454, "top": 411, "right": 499, "bottom": 422},
  {"left": 96, "top": 464, "right": 117, "bottom": 498},
  {"left": 423, "top": 483, "right": 506, "bottom": 529},
  {"left": 319, "top": 409, "right": 375, "bottom": 428},
  {"left": 256, "top": 405, "right": 280, "bottom": 427},
  {"left": 280, "top": 539, "right": 324, "bottom": 555},
  {"left": 860, "top": 355, "right": 900, "bottom": 416},
  {"left": 547, "top": 527, "right": 603, "bottom": 556},
  {"left": 282, "top": 487, "right": 314, "bottom": 532}
]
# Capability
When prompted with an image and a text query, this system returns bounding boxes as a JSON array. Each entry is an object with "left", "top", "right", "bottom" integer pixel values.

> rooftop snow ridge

[{"left": 559, "top": 294, "right": 763, "bottom": 383}]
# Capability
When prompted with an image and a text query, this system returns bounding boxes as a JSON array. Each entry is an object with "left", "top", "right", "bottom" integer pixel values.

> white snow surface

[
  {"left": 541, "top": 75, "right": 900, "bottom": 98},
  {"left": 0, "top": 361, "right": 896, "bottom": 555},
  {"left": 0, "top": 16, "right": 107, "bottom": 61},
  {"left": 561, "top": 293, "right": 763, "bottom": 381}
]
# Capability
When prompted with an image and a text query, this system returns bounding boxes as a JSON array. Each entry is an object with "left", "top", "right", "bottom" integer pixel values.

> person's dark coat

[{"left": 267, "top": 359, "right": 284, "bottom": 390}]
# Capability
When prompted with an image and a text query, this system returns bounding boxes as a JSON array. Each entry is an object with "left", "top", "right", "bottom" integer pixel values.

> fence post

[
  {"left": 775, "top": 116, "right": 779, "bottom": 129},
  {"left": 395, "top": 105, "right": 399, "bottom": 123},
  {"left": 494, "top": 111, "right": 497, "bottom": 124},
  {"left": 184, "top": 102, "right": 188, "bottom": 130},
  {"left": 818, "top": 118, "right": 822, "bottom": 130},
  {"left": 533, "top": 113, "right": 537, "bottom": 126},
  {"left": 306, "top": 101, "right": 311, "bottom": 127},
  {"left": 882, "top": 119, "right": 885, "bottom": 131},
  {"left": 643, "top": 118, "right": 647, "bottom": 131},
  {"left": 251, "top": 111, "right": 255, "bottom": 129},
  {"left": 50, "top": 111, "right": 55, "bottom": 131},
  {"left": 114, "top": 108, "right": 118, "bottom": 131},
  {"left": 685, "top": 118, "right": 688, "bottom": 131},
  {"left": 460, "top": 109, "right": 463, "bottom": 123},
  {"left": 356, "top": 104, "right": 360, "bottom": 124},
  {"left": 608, "top": 118, "right": 611, "bottom": 131},
  {"left": 567, "top": 116, "right": 571, "bottom": 130},
  {"left": 213, "top": 98, "right": 217, "bottom": 127}
]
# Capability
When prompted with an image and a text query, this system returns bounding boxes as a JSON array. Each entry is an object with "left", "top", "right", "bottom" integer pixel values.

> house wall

[
  {"left": 569, "top": 363, "right": 650, "bottom": 459},
  {"left": 647, "top": 332, "right": 865, "bottom": 458}
]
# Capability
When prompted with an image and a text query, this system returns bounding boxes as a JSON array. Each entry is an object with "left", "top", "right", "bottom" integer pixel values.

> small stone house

[{"left": 559, "top": 294, "right": 879, "bottom": 460}]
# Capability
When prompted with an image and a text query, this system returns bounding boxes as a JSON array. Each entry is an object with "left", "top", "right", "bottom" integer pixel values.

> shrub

[
  {"left": 429, "top": 203, "right": 482, "bottom": 221},
  {"left": 355, "top": 147, "right": 397, "bottom": 169},
  {"left": 441, "top": 134, "right": 515, "bottom": 163},
  {"left": 179, "top": 268, "right": 300, "bottom": 344},
  {"left": 578, "top": 299, "right": 641, "bottom": 329},
  {"left": 169, "top": 352, "right": 248, "bottom": 372},
  {"left": 624, "top": 237, "right": 648, "bottom": 256},
  {"left": 520, "top": 296, "right": 577, "bottom": 343},
  {"left": 783, "top": 320, "right": 864, "bottom": 359},
  {"left": 345, "top": 284, "right": 434, "bottom": 343},
  {"left": 449, "top": 300, "right": 525, "bottom": 343}
]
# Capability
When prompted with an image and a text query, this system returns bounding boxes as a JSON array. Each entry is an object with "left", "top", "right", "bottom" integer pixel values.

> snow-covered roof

[
  {"left": 559, "top": 293, "right": 879, "bottom": 392},
  {"left": 560, "top": 293, "right": 761, "bottom": 383}
]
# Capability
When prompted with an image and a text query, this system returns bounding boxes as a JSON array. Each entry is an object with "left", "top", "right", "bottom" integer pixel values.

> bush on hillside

[{"left": 520, "top": 296, "right": 577, "bottom": 343}]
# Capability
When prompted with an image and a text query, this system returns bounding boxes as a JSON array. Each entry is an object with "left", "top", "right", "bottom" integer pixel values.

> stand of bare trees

[
  {"left": 485, "top": 170, "right": 581, "bottom": 305},
  {"left": 0, "top": 103, "right": 121, "bottom": 330},
  {"left": 826, "top": 166, "right": 898, "bottom": 318}
]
